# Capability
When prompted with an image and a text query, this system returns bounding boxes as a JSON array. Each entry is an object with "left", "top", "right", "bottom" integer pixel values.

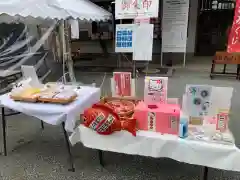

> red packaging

[
  {"left": 82, "top": 103, "right": 137, "bottom": 136},
  {"left": 113, "top": 72, "right": 131, "bottom": 96}
]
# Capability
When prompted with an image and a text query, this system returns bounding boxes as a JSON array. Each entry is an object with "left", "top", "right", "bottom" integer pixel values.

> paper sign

[
  {"left": 185, "top": 85, "right": 213, "bottom": 117},
  {"left": 115, "top": 0, "right": 159, "bottom": 19},
  {"left": 21, "top": 65, "right": 43, "bottom": 88},
  {"left": 170, "top": 116, "right": 178, "bottom": 130},
  {"left": 134, "top": 18, "right": 150, "bottom": 24},
  {"left": 162, "top": 0, "right": 189, "bottom": 52},
  {"left": 216, "top": 113, "right": 228, "bottom": 131},
  {"left": 133, "top": 24, "right": 153, "bottom": 61},
  {"left": 113, "top": 72, "right": 132, "bottom": 96},
  {"left": 115, "top": 24, "right": 136, "bottom": 52},
  {"left": 144, "top": 77, "right": 168, "bottom": 104}
]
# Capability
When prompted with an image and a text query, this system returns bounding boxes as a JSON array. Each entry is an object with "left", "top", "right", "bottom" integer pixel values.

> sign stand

[
  {"left": 160, "top": 50, "right": 163, "bottom": 67},
  {"left": 132, "top": 60, "right": 136, "bottom": 78},
  {"left": 183, "top": 51, "right": 186, "bottom": 67},
  {"left": 118, "top": 20, "right": 123, "bottom": 69},
  {"left": 115, "top": 0, "right": 159, "bottom": 79}
]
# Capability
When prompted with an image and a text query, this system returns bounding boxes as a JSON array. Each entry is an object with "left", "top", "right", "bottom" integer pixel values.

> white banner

[
  {"left": 115, "top": 0, "right": 159, "bottom": 19},
  {"left": 115, "top": 24, "right": 136, "bottom": 53},
  {"left": 162, "top": 0, "right": 189, "bottom": 52},
  {"left": 133, "top": 24, "right": 153, "bottom": 61}
]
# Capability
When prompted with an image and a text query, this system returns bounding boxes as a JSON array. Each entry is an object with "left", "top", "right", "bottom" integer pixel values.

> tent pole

[
  {"left": 60, "top": 20, "right": 67, "bottom": 83},
  {"left": 112, "top": 15, "right": 115, "bottom": 64},
  {"left": 61, "top": 20, "right": 76, "bottom": 83},
  {"left": 183, "top": 51, "right": 186, "bottom": 67},
  {"left": 65, "top": 20, "right": 76, "bottom": 82}
]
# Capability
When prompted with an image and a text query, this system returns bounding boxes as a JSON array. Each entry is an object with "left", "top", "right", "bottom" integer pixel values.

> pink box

[{"left": 134, "top": 101, "right": 180, "bottom": 135}]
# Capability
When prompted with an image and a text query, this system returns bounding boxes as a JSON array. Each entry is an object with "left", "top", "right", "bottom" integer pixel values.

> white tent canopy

[
  {"left": 0, "top": 0, "right": 112, "bottom": 82},
  {"left": 0, "top": 0, "right": 111, "bottom": 23},
  {"left": 56, "top": 0, "right": 112, "bottom": 21}
]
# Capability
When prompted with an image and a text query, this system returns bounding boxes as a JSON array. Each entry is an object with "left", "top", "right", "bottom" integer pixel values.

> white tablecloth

[
  {"left": 70, "top": 125, "right": 240, "bottom": 172},
  {"left": 0, "top": 86, "right": 101, "bottom": 132}
]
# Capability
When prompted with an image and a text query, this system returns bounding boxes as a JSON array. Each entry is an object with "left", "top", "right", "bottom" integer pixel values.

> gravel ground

[{"left": 1, "top": 67, "right": 240, "bottom": 180}]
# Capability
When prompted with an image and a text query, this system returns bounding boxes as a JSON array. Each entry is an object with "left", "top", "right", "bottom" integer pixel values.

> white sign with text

[
  {"left": 115, "top": 0, "right": 159, "bottom": 19},
  {"left": 162, "top": 0, "right": 189, "bottom": 52}
]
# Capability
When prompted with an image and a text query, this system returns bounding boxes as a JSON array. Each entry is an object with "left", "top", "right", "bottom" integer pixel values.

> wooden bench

[{"left": 210, "top": 51, "right": 240, "bottom": 80}]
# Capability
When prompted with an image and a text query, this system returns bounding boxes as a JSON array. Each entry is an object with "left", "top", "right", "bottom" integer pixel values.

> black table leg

[
  {"left": 223, "top": 64, "right": 227, "bottom": 74},
  {"left": 237, "top": 65, "right": 240, "bottom": 80},
  {"left": 202, "top": 166, "right": 208, "bottom": 180},
  {"left": 61, "top": 122, "right": 75, "bottom": 172},
  {"left": 40, "top": 121, "right": 44, "bottom": 130},
  {"left": 1, "top": 107, "right": 7, "bottom": 156},
  {"left": 98, "top": 150, "right": 104, "bottom": 167}
]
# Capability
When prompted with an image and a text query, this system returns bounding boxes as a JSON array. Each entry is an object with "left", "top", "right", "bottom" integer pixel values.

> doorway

[{"left": 195, "top": 0, "right": 235, "bottom": 56}]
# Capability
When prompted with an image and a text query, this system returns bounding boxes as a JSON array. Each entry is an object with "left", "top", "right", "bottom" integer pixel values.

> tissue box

[{"left": 134, "top": 101, "right": 180, "bottom": 135}]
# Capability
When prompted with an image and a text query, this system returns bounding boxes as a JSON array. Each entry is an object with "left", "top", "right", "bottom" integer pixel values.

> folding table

[
  {"left": 0, "top": 86, "right": 100, "bottom": 171},
  {"left": 70, "top": 125, "right": 239, "bottom": 180}
]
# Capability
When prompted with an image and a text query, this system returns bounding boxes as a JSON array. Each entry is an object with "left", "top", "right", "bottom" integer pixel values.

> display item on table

[
  {"left": 10, "top": 80, "right": 80, "bottom": 105},
  {"left": 144, "top": 76, "right": 168, "bottom": 104},
  {"left": 134, "top": 101, "right": 180, "bottom": 135},
  {"left": 100, "top": 96, "right": 139, "bottom": 118},
  {"left": 76, "top": 74, "right": 234, "bottom": 145},
  {"left": 82, "top": 103, "right": 137, "bottom": 136},
  {"left": 179, "top": 115, "right": 189, "bottom": 138}
]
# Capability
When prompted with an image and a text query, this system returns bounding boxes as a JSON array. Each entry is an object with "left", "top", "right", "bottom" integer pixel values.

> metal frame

[
  {"left": 202, "top": 166, "right": 209, "bottom": 180},
  {"left": 210, "top": 60, "right": 240, "bottom": 80},
  {"left": 1, "top": 107, "right": 75, "bottom": 172},
  {"left": 98, "top": 150, "right": 104, "bottom": 167}
]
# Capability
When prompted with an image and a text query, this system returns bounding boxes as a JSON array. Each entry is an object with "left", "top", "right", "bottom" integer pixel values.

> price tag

[
  {"left": 189, "top": 117, "right": 203, "bottom": 125},
  {"left": 170, "top": 116, "right": 178, "bottom": 130},
  {"left": 148, "top": 112, "right": 156, "bottom": 131}
]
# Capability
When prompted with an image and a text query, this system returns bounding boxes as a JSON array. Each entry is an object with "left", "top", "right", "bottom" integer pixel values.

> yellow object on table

[{"left": 10, "top": 88, "right": 42, "bottom": 102}]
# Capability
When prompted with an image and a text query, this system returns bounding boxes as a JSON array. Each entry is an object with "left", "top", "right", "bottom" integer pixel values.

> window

[
  {"left": 201, "top": 0, "right": 235, "bottom": 10},
  {"left": 212, "top": 0, "right": 235, "bottom": 10}
]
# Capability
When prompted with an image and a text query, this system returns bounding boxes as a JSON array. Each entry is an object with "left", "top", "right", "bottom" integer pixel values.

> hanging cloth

[{"left": 69, "top": 19, "right": 79, "bottom": 39}]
